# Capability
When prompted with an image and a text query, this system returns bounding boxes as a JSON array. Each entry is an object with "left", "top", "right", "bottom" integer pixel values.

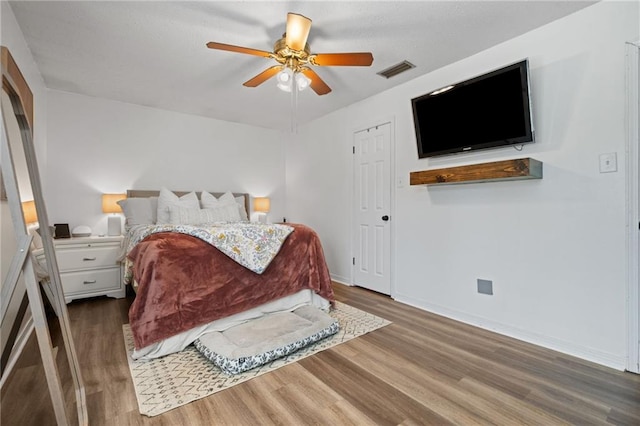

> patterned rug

[{"left": 123, "top": 301, "right": 391, "bottom": 417}]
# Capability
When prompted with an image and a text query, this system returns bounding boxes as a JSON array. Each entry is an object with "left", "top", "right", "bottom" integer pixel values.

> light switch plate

[{"left": 599, "top": 153, "right": 617, "bottom": 173}]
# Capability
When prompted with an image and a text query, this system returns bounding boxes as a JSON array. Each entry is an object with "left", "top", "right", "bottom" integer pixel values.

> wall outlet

[
  {"left": 599, "top": 153, "right": 617, "bottom": 173},
  {"left": 477, "top": 279, "right": 493, "bottom": 295}
]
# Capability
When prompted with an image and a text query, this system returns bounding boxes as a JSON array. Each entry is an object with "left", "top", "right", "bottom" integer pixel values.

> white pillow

[
  {"left": 168, "top": 206, "right": 202, "bottom": 225},
  {"left": 168, "top": 204, "right": 240, "bottom": 225},
  {"left": 149, "top": 196, "right": 159, "bottom": 219},
  {"left": 27, "top": 223, "right": 43, "bottom": 250},
  {"left": 216, "top": 191, "right": 249, "bottom": 221},
  {"left": 157, "top": 188, "right": 199, "bottom": 224},
  {"left": 215, "top": 203, "right": 242, "bottom": 222},
  {"left": 201, "top": 191, "right": 248, "bottom": 221},
  {"left": 200, "top": 190, "right": 226, "bottom": 209},
  {"left": 235, "top": 196, "right": 249, "bottom": 221},
  {"left": 118, "top": 197, "right": 158, "bottom": 227}
]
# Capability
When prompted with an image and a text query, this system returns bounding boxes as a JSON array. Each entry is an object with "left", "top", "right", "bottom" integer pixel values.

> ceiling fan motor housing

[{"left": 273, "top": 37, "right": 311, "bottom": 71}]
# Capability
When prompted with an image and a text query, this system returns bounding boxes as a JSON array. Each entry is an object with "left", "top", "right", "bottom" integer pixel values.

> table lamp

[
  {"left": 253, "top": 197, "right": 270, "bottom": 224},
  {"left": 102, "top": 193, "right": 126, "bottom": 236}
]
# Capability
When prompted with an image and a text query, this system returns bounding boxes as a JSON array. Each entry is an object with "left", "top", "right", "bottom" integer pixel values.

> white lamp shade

[
  {"left": 277, "top": 81, "right": 292, "bottom": 92},
  {"left": 295, "top": 72, "right": 311, "bottom": 91},
  {"left": 277, "top": 67, "right": 293, "bottom": 83}
]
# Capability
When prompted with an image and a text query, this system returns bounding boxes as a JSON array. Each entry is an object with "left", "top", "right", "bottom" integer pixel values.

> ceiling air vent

[{"left": 377, "top": 60, "right": 415, "bottom": 79}]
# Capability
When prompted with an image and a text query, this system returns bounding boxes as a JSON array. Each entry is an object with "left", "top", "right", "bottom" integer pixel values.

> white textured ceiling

[{"left": 9, "top": 1, "right": 596, "bottom": 130}]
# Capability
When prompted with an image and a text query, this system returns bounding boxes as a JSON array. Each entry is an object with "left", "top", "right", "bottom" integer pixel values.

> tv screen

[{"left": 411, "top": 59, "right": 534, "bottom": 158}]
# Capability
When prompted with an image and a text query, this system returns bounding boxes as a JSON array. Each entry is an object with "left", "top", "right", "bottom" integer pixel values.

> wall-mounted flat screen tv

[{"left": 411, "top": 59, "right": 534, "bottom": 158}]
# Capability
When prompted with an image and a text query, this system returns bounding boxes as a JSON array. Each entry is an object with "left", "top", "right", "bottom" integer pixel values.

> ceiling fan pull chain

[{"left": 290, "top": 77, "right": 298, "bottom": 133}]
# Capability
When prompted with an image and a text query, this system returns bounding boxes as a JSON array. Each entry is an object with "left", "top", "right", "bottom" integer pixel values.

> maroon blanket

[{"left": 128, "top": 223, "right": 334, "bottom": 349}]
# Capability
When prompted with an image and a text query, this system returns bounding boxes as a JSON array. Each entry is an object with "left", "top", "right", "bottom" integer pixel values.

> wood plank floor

[{"left": 2, "top": 282, "right": 639, "bottom": 425}]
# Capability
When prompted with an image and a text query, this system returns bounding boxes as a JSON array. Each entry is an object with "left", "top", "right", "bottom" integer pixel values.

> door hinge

[
  {"left": 352, "top": 146, "right": 355, "bottom": 154},
  {"left": 352, "top": 257, "right": 355, "bottom": 265}
]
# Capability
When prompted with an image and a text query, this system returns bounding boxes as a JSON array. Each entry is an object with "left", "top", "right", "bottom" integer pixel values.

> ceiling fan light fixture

[
  {"left": 277, "top": 82, "right": 292, "bottom": 92},
  {"left": 295, "top": 72, "right": 311, "bottom": 91},
  {"left": 277, "top": 67, "right": 293, "bottom": 84}
]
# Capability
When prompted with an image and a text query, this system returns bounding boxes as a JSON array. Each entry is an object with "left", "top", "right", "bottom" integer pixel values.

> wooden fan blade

[
  {"left": 206, "top": 42, "right": 272, "bottom": 58},
  {"left": 301, "top": 68, "right": 331, "bottom": 95},
  {"left": 285, "top": 13, "right": 312, "bottom": 51},
  {"left": 311, "top": 52, "right": 374, "bottom": 66},
  {"left": 243, "top": 65, "right": 283, "bottom": 87}
]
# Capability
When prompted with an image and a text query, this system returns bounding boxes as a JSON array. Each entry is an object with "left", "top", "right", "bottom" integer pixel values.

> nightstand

[{"left": 34, "top": 235, "right": 126, "bottom": 303}]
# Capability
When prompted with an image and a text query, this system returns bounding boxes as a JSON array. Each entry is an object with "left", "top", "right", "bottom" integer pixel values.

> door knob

[{"left": 382, "top": 215, "right": 389, "bottom": 221}]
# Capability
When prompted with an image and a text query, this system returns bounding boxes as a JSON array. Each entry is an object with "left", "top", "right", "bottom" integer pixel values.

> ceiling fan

[{"left": 206, "top": 13, "right": 374, "bottom": 95}]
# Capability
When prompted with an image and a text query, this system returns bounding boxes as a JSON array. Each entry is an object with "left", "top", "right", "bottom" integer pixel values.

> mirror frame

[{"left": 1, "top": 46, "right": 87, "bottom": 425}]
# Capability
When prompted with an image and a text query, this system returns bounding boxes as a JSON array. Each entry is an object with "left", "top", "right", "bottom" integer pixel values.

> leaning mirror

[{"left": 0, "top": 46, "right": 87, "bottom": 425}]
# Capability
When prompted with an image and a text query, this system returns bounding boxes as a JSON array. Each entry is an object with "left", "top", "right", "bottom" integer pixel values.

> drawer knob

[
  {"left": 83, "top": 280, "right": 97, "bottom": 285},
  {"left": 83, "top": 257, "right": 97, "bottom": 261}
]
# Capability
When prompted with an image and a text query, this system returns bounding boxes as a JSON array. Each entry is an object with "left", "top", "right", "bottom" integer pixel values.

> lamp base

[
  {"left": 107, "top": 215, "right": 121, "bottom": 236},
  {"left": 258, "top": 213, "right": 268, "bottom": 224}
]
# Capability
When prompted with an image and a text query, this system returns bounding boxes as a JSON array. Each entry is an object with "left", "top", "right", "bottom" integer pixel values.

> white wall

[
  {"left": 286, "top": 1, "right": 639, "bottom": 369},
  {"left": 46, "top": 91, "right": 285, "bottom": 235},
  {"left": 284, "top": 114, "right": 353, "bottom": 282},
  {"left": 0, "top": 2, "right": 48, "bottom": 176}
]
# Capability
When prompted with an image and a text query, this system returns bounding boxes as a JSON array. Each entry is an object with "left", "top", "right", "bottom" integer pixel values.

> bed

[{"left": 120, "top": 189, "right": 335, "bottom": 361}]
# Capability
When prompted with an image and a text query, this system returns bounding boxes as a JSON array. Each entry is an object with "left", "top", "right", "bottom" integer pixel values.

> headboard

[{"left": 126, "top": 190, "right": 251, "bottom": 215}]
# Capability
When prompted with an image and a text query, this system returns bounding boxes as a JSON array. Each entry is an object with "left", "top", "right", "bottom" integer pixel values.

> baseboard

[
  {"left": 0, "top": 314, "right": 34, "bottom": 387},
  {"left": 330, "top": 274, "right": 351, "bottom": 286},
  {"left": 393, "top": 293, "right": 626, "bottom": 371}
]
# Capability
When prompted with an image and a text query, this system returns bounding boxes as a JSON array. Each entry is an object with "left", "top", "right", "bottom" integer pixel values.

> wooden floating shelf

[{"left": 410, "top": 157, "right": 543, "bottom": 186}]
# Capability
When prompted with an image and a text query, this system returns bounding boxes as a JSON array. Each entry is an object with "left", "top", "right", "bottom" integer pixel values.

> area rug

[{"left": 123, "top": 301, "right": 391, "bottom": 417}]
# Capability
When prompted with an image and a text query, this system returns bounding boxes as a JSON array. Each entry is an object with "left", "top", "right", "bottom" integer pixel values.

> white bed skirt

[{"left": 132, "top": 289, "right": 330, "bottom": 360}]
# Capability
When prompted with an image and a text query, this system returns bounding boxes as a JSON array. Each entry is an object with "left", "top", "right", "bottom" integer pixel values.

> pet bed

[{"left": 193, "top": 305, "right": 339, "bottom": 375}]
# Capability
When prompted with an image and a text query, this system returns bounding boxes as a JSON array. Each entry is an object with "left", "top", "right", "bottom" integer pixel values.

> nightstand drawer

[
  {"left": 61, "top": 268, "right": 121, "bottom": 295},
  {"left": 56, "top": 245, "right": 120, "bottom": 271},
  {"left": 33, "top": 235, "right": 126, "bottom": 303}
]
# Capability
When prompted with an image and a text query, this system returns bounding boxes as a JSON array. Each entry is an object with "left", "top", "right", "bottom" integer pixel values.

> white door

[{"left": 353, "top": 123, "right": 392, "bottom": 295}]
